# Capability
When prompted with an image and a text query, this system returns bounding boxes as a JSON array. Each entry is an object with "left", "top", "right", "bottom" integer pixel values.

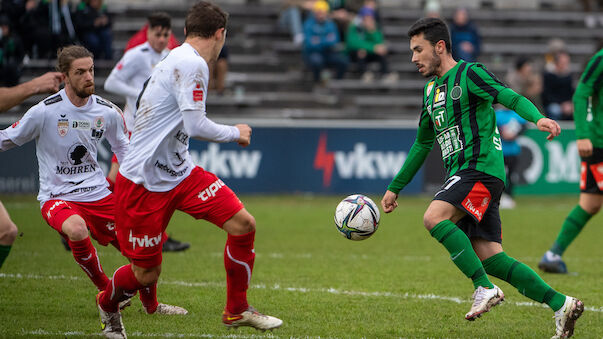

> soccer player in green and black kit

[
  {"left": 381, "top": 18, "right": 583, "bottom": 339},
  {"left": 539, "top": 48, "right": 603, "bottom": 274}
]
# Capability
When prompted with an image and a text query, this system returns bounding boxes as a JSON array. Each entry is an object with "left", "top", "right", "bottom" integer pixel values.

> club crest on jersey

[
  {"left": 57, "top": 118, "right": 69, "bottom": 137},
  {"left": 426, "top": 81, "right": 435, "bottom": 97},
  {"left": 93, "top": 116, "right": 105, "bottom": 129},
  {"left": 450, "top": 85, "right": 463, "bottom": 100},
  {"left": 432, "top": 84, "right": 447, "bottom": 108}
]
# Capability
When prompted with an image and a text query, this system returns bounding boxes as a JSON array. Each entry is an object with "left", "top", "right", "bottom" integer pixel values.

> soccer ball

[{"left": 334, "top": 194, "right": 380, "bottom": 241}]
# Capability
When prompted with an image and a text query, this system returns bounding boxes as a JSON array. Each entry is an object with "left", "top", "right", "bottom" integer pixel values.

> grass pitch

[{"left": 0, "top": 194, "right": 601, "bottom": 338}]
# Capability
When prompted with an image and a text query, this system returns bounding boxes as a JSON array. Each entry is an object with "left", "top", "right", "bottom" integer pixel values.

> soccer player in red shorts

[
  {"left": 0, "top": 46, "right": 186, "bottom": 317},
  {"left": 95, "top": 2, "right": 283, "bottom": 338}
]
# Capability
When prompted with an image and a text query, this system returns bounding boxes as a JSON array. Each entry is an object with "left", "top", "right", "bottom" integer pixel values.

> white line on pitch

[{"left": 2, "top": 272, "right": 602, "bottom": 313}]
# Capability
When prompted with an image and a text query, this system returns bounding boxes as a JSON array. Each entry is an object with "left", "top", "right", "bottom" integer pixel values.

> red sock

[
  {"left": 100, "top": 264, "right": 144, "bottom": 312},
  {"left": 224, "top": 231, "right": 255, "bottom": 314},
  {"left": 139, "top": 283, "right": 158, "bottom": 313},
  {"left": 69, "top": 238, "right": 109, "bottom": 291}
]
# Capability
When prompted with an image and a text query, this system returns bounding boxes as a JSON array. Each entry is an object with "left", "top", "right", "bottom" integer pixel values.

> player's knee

[
  {"left": 0, "top": 220, "right": 18, "bottom": 244},
  {"left": 237, "top": 214, "right": 256, "bottom": 234},
  {"left": 423, "top": 211, "right": 440, "bottom": 231},
  {"left": 62, "top": 217, "right": 88, "bottom": 241},
  {"left": 133, "top": 266, "right": 160, "bottom": 286}
]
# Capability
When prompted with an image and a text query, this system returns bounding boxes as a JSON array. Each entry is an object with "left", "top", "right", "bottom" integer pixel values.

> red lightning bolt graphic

[{"left": 314, "top": 132, "right": 335, "bottom": 187}]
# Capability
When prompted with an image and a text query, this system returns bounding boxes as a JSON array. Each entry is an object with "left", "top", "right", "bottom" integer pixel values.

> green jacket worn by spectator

[{"left": 346, "top": 18, "right": 384, "bottom": 54}]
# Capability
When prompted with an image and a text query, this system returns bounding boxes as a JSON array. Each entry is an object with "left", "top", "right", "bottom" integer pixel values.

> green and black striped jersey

[
  {"left": 419, "top": 60, "right": 507, "bottom": 182},
  {"left": 573, "top": 48, "right": 603, "bottom": 147},
  {"left": 387, "top": 60, "right": 544, "bottom": 194}
]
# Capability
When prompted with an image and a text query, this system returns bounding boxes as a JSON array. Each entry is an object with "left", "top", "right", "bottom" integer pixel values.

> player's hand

[
  {"left": 576, "top": 139, "right": 593, "bottom": 158},
  {"left": 536, "top": 118, "right": 561, "bottom": 141},
  {"left": 235, "top": 124, "right": 251, "bottom": 147},
  {"left": 381, "top": 190, "right": 398, "bottom": 213},
  {"left": 30, "top": 72, "right": 62, "bottom": 94}
]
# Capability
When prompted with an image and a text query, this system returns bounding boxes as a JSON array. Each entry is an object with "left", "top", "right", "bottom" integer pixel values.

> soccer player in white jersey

[
  {"left": 103, "top": 12, "right": 190, "bottom": 253},
  {"left": 95, "top": 2, "right": 283, "bottom": 337},
  {"left": 0, "top": 46, "right": 128, "bottom": 290},
  {"left": 0, "top": 46, "right": 187, "bottom": 318},
  {"left": 103, "top": 12, "right": 172, "bottom": 186}
]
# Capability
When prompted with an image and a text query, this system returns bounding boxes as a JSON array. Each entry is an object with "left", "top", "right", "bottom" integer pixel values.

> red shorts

[
  {"left": 114, "top": 167, "right": 244, "bottom": 268},
  {"left": 41, "top": 195, "right": 117, "bottom": 246}
]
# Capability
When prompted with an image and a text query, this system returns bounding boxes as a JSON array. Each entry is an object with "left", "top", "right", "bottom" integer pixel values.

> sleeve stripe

[
  {"left": 480, "top": 66, "right": 506, "bottom": 87},
  {"left": 581, "top": 55, "right": 602, "bottom": 84},
  {"left": 592, "top": 65, "right": 603, "bottom": 90},
  {"left": 467, "top": 67, "right": 499, "bottom": 99}
]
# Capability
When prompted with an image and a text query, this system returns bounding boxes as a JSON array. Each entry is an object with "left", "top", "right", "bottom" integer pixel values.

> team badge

[
  {"left": 93, "top": 116, "right": 105, "bottom": 129},
  {"left": 450, "top": 85, "right": 463, "bottom": 100},
  {"left": 432, "top": 107, "right": 448, "bottom": 131},
  {"left": 58, "top": 118, "right": 69, "bottom": 137},
  {"left": 426, "top": 81, "right": 435, "bottom": 97}
]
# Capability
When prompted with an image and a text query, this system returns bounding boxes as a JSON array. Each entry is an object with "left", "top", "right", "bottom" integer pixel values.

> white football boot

[
  {"left": 145, "top": 303, "right": 189, "bottom": 315},
  {"left": 96, "top": 292, "right": 127, "bottom": 339},
  {"left": 465, "top": 284, "right": 504, "bottom": 320},
  {"left": 551, "top": 296, "right": 584, "bottom": 339},
  {"left": 222, "top": 306, "right": 283, "bottom": 331}
]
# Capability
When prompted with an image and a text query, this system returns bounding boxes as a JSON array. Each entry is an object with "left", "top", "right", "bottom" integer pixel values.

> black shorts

[
  {"left": 433, "top": 169, "right": 505, "bottom": 243},
  {"left": 580, "top": 147, "right": 603, "bottom": 194}
]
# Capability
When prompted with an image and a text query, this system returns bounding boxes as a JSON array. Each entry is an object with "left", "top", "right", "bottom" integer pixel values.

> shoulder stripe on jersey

[
  {"left": 592, "top": 67, "right": 603, "bottom": 92},
  {"left": 95, "top": 97, "right": 113, "bottom": 108},
  {"left": 451, "top": 62, "right": 468, "bottom": 170},
  {"left": 581, "top": 55, "right": 602, "bottom": 84},
  {"left": 467, "top": 66, "right": 500, "bottom": 99},
  {"left": 477, "top": 64, "right": 506, "bottom": 87},
  {"left": 44, "top": 94, "right": 62, "bottom": 105},
  {"left": 467, "top": 91, "right": 481, "bottom": 170}
]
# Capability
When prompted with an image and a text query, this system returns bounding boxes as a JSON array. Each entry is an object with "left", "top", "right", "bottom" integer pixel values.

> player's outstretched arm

[
  {"left": 536, "top": 117, "right": 561, "bottom": 141},
  {"left": 381, "top": 190, "right": 399, "bottom": 213},
  {"left": 0, "top": 72, "right": 62, "bottom": 112}
]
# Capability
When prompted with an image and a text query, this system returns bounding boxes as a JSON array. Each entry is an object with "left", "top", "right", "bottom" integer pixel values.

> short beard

[
  {"left": 423, "top": 50, "right": 442, "bottom": 78},
  {"left": 75, "top": 86, "right": 94, "bottom": 98}
]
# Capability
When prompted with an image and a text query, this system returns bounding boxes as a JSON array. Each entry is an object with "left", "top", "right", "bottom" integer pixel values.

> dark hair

[
  {"left": 185, "top": 1, "right": 228, "bottom": 38},
  {"left": 56, "top": 45, "right": 94, "bottom": 73},
  {"left": 148, "top": 12, "right": 171, "bottom": 30},
  {"left": 407, "top": 17, "right": 451, "bottom": 53},
  {"left": 514, "top": 56, "right": 531, "bottom": 71}
]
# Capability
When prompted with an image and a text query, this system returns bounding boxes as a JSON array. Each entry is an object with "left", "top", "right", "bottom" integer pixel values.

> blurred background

[{"left": 0, "top": 0, "right": 601, "bottom": 202}]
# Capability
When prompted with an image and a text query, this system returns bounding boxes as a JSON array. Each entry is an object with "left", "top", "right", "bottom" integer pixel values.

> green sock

[
  {"left": 482, "top": 252, "right": 566, "bottom": 311},
  {"left": 0, "top": 244, "right": 12, "bottom": 269},
  {"left": 550, "top": 205, "right": 592, "bottom": 256},
  {"left": 430, "top": 220, "right": 493, "bottom": 289}
]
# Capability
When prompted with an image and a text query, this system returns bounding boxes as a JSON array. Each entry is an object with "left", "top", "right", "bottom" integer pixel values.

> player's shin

[
  {"left": 68, "top": 237, "right": 110, "bottom": 290},
  {"left": 139, "top": 283, "right": 159, "bottom": 313},
  {"left": 550, "top": 205, "right": 592, "bottom": 256},
  {"left": 430, "top": 220, "right": 494, "bottom": 289},
  {"left": 224, "top": 231, "right": 255, "bottom": 314},
  {"left": 482, "top": 252, "right": 566, "bottom": 311},
  {"left": 100, "top": 264, "right": 144, "bottom": 312}
]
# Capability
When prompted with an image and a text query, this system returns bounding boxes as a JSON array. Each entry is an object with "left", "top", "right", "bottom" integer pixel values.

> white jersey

[
  {"left": 0, "top": 89, "right": 129, "bottom": 206},
  {"left": 119, "top": 43, "right": 210, "bottom": 192},
  {"left": 105, "top": 42, "right": 170, "bottom": 131}
]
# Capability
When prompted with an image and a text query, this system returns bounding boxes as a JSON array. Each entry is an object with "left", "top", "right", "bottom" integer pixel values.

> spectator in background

[
  {"left": 278, "top": 0, "right": 310, "bottom": 46},
  {"left": 424, "top": 0, "right": 441, "bottom": 18},
  {"left": 73, "top": 0, "right": 112, "bottom": 59},
  {"left": 449, "top": 7, "right": 480, "bottom": 62},
  {"left": 542, "top": 51, "right": 574, "bottom": 120},
  {"left": 346, "top": 7, "right": 397, "bottom": 83},
  {"left": 210, "top": 45, "right": 228, "bottom": 95},
  {"left": 495, "top": 107, "right": 527, "bottom": 209},
  {"left": 543, "top": 38, "right": 566, "bottom": 73},
  {"left": 580, "top": 0, "right": 603, "bottom": 28},
  {"left": 505, "top": 56, "right": 543, "bottom": 109},
  {"left": 303, "top": 0, "right": 347, "bottom": 84},
  {"left": 0, "top": 14, "right": 25, "bottom": 86},
  {"left": 19, "top": 0, "right": 77, "bottom": 59}
]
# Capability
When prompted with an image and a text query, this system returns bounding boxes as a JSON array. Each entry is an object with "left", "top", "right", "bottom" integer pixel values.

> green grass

[{"left": 0, "top": 194, "right": 601, "bottom": 338}]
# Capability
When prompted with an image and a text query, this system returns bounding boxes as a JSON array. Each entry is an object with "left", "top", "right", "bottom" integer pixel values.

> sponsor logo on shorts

[
  {"left": 198, "top": 179, "right": 225, "bottom": 201},
  {"left": 106, "top": 222, "right": 115, "bottom": 231},
  {"left": 129, "top": 230, "right": 162, "bottom": 249},
  {"left": 461, "top": 181, "right": 490, "bottom": 222}
]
